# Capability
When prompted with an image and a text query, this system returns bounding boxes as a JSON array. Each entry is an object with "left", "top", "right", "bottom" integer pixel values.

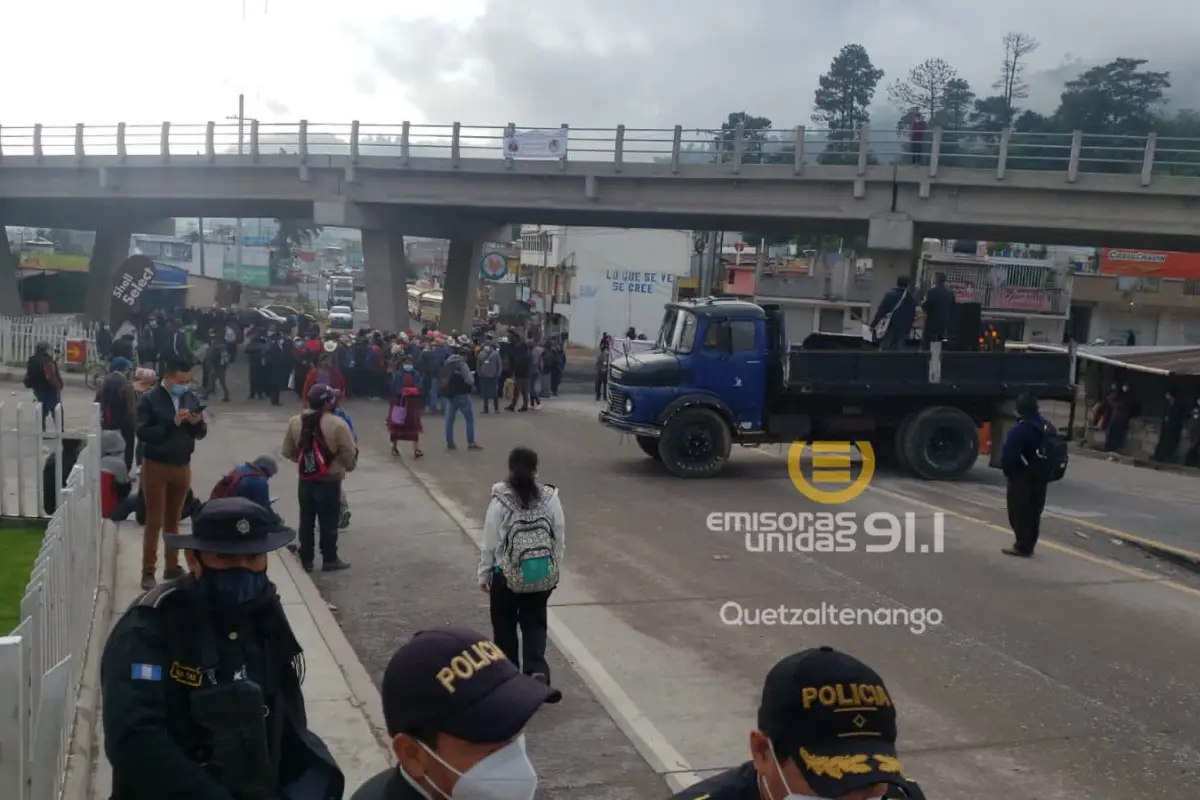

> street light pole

[{"left": 236, "top": 93, "right": 245, "bottom": 287}]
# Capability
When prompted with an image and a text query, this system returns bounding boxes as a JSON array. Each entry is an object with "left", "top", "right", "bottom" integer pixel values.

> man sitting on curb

[{"left": 351, "top": 626, "right": 560, "bottom": 800}]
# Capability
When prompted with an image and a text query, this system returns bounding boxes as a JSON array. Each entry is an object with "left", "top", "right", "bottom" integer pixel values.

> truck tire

[
  {"left": 659, "top": 408, "right": 730, "bottom": 478},
  {"left": 902, "top": 406, "right": 979, "bottom": 480},
  {"left": 637, "top": 435, "right": 663, "bottom": 460},
  {"left": 893, "top": 414, "right": 917, "bottom": 473}
]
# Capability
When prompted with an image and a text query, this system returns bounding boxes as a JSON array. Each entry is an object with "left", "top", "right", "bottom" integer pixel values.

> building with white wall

[{"left": 518, "top": 226, "right": 694, "bottom": 347}]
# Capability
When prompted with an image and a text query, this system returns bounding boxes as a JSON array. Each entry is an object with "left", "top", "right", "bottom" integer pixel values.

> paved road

[{"left": 373, "top": 392, "right": 1200, "bottom": 800}]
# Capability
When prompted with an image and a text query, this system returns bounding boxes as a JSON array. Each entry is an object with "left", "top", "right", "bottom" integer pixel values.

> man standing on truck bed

[
  {"left": 920, "top": 272, "right": 956, "bottom": 349},
  {"left": 870, "top": 275, "right": 917, "bottom": 350}
]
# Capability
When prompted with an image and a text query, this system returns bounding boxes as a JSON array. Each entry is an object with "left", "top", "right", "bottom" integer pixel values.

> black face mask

[{"left": 199, "top": 567, "right": 269, "bottom": 605}]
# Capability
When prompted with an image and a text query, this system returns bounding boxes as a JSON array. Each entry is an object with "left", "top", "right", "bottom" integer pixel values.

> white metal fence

[
  {"left": 0, "top": 399, "right": 77, "bottom": 520},
  {"left": 0, "top": 316, "right": 99, "bottom": 369},
  {"left": 0, "top": 405, "right": 101, "bottom": 800}
]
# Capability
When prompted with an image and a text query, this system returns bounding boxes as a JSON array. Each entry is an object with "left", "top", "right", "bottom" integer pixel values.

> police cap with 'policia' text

[
  {"left": 758, "top": 646, "right": 907, "bottom": 798},
  {"left": 382, "top": 627, "right": 561, "bottom": 743}
]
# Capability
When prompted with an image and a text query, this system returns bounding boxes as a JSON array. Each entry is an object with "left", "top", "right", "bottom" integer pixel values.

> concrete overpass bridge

[{"left": 2, "top": 121, "right": 1198, "bottom": 331}]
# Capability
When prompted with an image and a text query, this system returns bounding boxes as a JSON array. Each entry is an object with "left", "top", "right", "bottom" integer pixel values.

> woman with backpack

[{"left": 478, "top": 447, "right": 565, "bottom": 689}]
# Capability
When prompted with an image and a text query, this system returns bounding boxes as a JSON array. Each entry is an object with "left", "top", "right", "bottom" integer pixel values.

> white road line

[{"left": 413, "top": 472, "right": 703, "bottom": 794}]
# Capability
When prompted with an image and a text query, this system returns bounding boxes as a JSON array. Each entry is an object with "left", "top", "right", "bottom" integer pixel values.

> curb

[
  {"left": 61, "top": 518, "right": 119, "bottom": 800},
  {"left": 395, "top": 460, "right": 701, "bottom": 795},
  {"left": 275, "top": 546, "right": 395, "bottom": 764}
]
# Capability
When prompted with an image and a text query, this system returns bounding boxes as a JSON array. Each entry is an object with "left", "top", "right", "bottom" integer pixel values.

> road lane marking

[
  {"left": 408, "top": 466, "right": 703, "bottom": 794},
  {"left": 742, "top": 448, "right": 1200, "bottom": 599}
]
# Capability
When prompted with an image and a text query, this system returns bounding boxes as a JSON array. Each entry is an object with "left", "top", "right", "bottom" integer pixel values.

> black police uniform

[
  {"left": 670, "top": 647, "right": 926, "bottom": 800},
  {"left": 100, "top": 497, "right": 344, "bottom": 800}
]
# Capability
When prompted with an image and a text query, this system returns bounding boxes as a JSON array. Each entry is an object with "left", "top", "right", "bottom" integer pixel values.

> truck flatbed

[{"left": 787, "top": 349, "right": 1074, "bottom": 400}]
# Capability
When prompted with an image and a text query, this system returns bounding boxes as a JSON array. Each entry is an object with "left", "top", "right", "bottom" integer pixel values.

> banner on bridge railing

[{"left": 502, "top": 127, "right": 569, "bottom": 159}]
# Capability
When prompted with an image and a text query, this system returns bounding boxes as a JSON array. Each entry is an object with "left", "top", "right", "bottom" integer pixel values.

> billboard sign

[{"left": 1098, "top": 249, "right": 1200, "bottom": 279}]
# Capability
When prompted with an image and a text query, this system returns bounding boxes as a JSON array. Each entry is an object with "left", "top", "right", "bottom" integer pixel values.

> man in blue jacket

[
  {"left": 1000, "top": 394, "right": 1049, "bottom": 557},
  {"left": 869, "top": 275, "right": 917, "bottom": 350}
]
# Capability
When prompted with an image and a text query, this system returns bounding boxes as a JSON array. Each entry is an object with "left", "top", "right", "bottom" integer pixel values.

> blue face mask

[
  {"left": 402, "top": 364, "right": 413, "bottom": 372},
  {"left": 201, "top": 567, "right": 269, "bottom": 605},
  {"left": 169, "top": 383, "right": 189, "bottom": 397}
]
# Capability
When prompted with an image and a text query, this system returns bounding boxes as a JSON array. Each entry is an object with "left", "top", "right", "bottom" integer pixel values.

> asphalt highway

[{"left": 382, "top": 393, "right": 1200, "bottom": 800}]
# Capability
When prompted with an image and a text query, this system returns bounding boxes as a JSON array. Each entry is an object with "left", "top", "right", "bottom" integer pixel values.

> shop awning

[{"left": 1008, "top": 343, "right": 1200, "bottom": 377}]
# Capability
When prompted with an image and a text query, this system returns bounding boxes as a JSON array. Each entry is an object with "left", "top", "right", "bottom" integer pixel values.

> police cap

[
  {"left": 757, "top": 646, "right": 905, "bottom": 797},
  {"left": 382, "top": 626, "right": 561, "bottom": 742},
  {"left": 163, "top": 497, "right": 296, "bottom": 555}
]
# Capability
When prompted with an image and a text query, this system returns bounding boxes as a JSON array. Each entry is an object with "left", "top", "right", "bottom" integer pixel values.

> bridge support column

[
  {"left": 0, "top": 223, "right": 23, "bottom": 316},
  {"left": 361, "top": 229, "right": 410, "bottom": 332},
  {"left": 84, "top": 226, "right": 133, "bottom": 323},
  {"left": 441, "top": 238, "right": 483, "bottom": 336},
  {"left": 866, "top": 214, "right": 919, "bottom": 314}
]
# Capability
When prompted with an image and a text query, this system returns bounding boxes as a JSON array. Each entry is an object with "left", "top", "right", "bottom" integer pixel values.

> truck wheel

[
  {"left": 636, "top": 436, "right": 663, "bottom": 460},
  {"left": 902, "top": 406, "right": 979, "bottom": 480},
  {"left": 893, "top": 414, "right": 917, "bottom": 474},
  {"left": 659, "top": 408, "right": 730, "bottom": 478}
]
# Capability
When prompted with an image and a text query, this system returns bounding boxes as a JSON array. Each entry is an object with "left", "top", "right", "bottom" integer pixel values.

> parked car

[{"left": 327, "top": 305, "right": 354, "bottom": 329}]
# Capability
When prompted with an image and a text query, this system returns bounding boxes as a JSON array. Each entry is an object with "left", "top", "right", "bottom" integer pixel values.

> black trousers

[
  {"left": 1006, "top": 474, "right": 1048, "bottom": 554},
  {"left": 489, "top": 572, "right": 553, "bottom": 679},
  {"left": 297, "top": 479, "right": 342, "bottom": 566},
  {"left": 594, "top": 370, "right": 608, "bottom": 400}
]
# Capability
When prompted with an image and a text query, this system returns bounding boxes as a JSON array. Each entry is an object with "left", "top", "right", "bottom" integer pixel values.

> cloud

[{"left": 358, "top": 0, "right": 1200, "bottom": 130}]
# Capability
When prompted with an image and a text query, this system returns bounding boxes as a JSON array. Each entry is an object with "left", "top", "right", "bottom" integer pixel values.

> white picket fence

[
  {"left": 0, "top": 316, "right": 100, "bottom": 369},
  {"left": 0, "top": 405, "right": 102, "bottom": 800},
  {"left": 0, "top": 400, "right": 77, "bottom": 520}
]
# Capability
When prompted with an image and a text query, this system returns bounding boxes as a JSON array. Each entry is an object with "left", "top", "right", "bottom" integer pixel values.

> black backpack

[{"left": 1028, "top": 421, "right": 1068, "bottom": 482}]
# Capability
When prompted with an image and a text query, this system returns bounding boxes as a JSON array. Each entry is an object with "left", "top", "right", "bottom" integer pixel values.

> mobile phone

[{"left": 192, "top": 404, "right": 208, "bottom": 414}]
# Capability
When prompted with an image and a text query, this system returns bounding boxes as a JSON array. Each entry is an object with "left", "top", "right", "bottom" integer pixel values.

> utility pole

[{"left": 236, "top": 93, "right": 245, "bottom": 287}]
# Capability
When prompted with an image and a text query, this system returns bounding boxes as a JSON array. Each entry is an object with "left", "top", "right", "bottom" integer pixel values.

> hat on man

[
  {"left": 163, "top": 497, "right": 295, "bottom": 554},
  {"left": 757, "top": 646, "right": 905, "bottom": 797},
  {"left": 382, "top": 626, "right": 561, "bottom": 742}
]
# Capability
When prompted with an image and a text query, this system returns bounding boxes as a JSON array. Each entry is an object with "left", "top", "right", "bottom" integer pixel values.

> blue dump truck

[{"left": 598, "top": 297, "right": 1075, "bottom": 480}]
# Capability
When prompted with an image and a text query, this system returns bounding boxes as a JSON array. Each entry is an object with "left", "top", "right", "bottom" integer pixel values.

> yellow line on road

[{"left": 743, "top": 447, "right": 1200, "bottom": 600}]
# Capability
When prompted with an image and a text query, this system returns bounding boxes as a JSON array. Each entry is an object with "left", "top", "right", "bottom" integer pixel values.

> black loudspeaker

[{"left": 948, "top": 302, "right": 982, "bottom": 351}]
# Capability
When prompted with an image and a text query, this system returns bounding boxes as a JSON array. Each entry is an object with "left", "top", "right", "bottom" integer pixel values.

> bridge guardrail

[
  {"left": 1, "top": 122, "right": 1198, "bottom": 182},
  {"left": 0, "top": 404, "right": 102, "bottom": 800}
]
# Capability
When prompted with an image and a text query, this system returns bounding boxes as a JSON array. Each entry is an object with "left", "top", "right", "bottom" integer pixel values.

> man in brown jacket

[{"left": 282, "top": 383, "right": 357, "bottom": 572}]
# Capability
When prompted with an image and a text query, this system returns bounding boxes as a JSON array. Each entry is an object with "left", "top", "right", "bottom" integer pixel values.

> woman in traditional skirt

[{"left": 387, "top": 355, "right": 424, "bottom": 458}]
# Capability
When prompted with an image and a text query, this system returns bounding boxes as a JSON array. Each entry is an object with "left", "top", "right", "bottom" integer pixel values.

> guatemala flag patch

[{"left": 131, "top": 664, "right": 162, "bottom": 681}]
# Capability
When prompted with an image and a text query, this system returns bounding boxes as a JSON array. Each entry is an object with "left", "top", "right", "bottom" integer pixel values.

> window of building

[
  {"left": 1184, "top": 280, "right": 1200, "bottom": 296},
  {"left": 818, "top": 308, "right": 844, "bottom": 333},
  {"left": 1115, "top": 276, "right": 1160, "bottom": 293}
]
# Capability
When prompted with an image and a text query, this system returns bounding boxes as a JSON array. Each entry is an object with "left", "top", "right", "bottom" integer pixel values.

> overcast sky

[{"left": 8, "top": 0, "right": 1199, "bottom": 131}]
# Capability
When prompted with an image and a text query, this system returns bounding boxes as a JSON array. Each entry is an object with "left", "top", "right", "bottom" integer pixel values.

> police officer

[
  {"left": 671, "top": 647, "right": 925, "bottom": 800},
  {"left": 100, "top": 497, "right": 345, "bottom": 800},
  {"left": 351, "top": 626, "right": 561, "bottom": 800}
]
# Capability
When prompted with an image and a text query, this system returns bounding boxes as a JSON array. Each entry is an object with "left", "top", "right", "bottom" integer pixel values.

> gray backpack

[{"left": 497, "top": 488, "right": 559, "bottom": 593}]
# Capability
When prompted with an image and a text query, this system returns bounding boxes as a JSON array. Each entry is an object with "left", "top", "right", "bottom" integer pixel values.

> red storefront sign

[
  {"left": 1098, "top": 249, "right": 1200, "bottom": 279},
  {"left": 64, "top": 340, "right": 88, "bottom": 365}
]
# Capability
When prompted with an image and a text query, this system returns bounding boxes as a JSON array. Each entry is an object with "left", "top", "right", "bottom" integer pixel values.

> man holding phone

[{"left": 135, "top": 359, "right": 208, "bottom": 591}]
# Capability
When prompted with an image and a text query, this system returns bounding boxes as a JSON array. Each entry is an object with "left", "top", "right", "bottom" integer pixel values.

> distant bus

[{"left": 406, "top": 285, "right": 442, "bottom": 323}]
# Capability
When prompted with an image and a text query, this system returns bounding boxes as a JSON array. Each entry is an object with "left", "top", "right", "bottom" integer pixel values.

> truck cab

[
  {"left": 600, "top": 297, "right": 1074, "bottom": 480},
  {"left": 600, "top": 298, "right": 774, "bottom": 474}
]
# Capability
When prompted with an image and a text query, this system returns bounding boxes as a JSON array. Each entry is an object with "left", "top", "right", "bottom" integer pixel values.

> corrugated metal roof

[{"left": 1009, "top": 343, "right": 1200, "bottom": 376}]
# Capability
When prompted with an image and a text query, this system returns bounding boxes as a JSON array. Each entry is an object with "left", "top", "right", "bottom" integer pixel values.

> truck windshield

[{"left": 653, "top": 308, "right": 698, "bottom": 354}]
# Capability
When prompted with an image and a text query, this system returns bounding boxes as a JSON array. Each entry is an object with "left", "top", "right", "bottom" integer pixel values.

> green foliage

[{"left": 812, "top": 44, "right": 884, "bottom": 131}]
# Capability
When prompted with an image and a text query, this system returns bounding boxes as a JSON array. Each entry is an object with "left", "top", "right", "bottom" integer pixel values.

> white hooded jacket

[{"left": 477, "top": 481, "right": 565, "bottom": 584}]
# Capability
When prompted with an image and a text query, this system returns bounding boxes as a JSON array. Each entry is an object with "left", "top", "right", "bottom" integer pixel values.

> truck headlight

[{"left": 624, "top": 397, "right": 634, "bottom": 415}]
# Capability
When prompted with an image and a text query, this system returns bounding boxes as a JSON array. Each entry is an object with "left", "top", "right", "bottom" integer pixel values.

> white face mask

[
  {"left": 761, "top": 745, "right": 884, "bottom": 800},
  {"left": 419, "top": 735, "right": 538, "bottom": 800}
]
